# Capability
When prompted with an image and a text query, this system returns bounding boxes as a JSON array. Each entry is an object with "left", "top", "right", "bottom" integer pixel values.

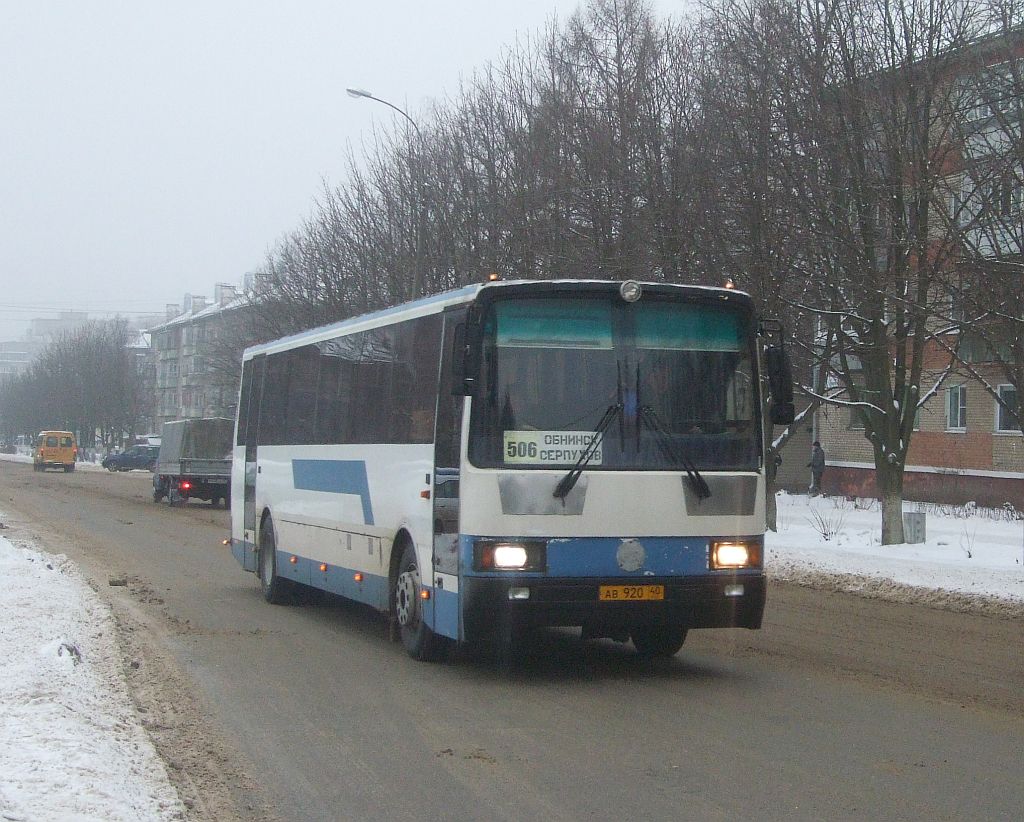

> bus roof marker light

[
  {"left": 619, "top": 280, "right": 642, "bottom": 303},
  {"left": 723, "top": 276, "right": 736, "bottom": 289}
]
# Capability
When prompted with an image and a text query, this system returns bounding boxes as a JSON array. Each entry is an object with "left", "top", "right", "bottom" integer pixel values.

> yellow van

[{"left": 34, "top": 431, "right": 78, "bottom": 472}]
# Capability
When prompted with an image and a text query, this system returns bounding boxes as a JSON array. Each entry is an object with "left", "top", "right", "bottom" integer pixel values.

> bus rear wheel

[
  {"left": 631, "top": 625, "right": 688, "bottom": 658},
  {"left": 393, "top": 544, "right": 444, "bottom": 662},
  {"left": 259, "top": 518, "right": 291, "bottom": 605}
]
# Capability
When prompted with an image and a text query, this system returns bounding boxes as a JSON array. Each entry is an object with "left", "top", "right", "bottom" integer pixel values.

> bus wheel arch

[
  {"left": 387, "top": 530, "right": 413, "bottom": 595},
  {"left": 258, "top": 511, "right": 291, "bottom": 605},
  {"left": 389, "top": 532, "right": 445, "bottom": 661}
]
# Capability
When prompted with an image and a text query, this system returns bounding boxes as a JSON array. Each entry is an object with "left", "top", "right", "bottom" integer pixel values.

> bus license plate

[{"left": 599, "top": 584, "right": 664, "bottom": 601}]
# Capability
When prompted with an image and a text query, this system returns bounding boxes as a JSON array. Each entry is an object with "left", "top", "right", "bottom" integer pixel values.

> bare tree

[
  {"left": 774, "top": 0, "right": 986, "bottom": 542},
  {"left": 0, "top": 320, "right": 146, "bottom": 449}
]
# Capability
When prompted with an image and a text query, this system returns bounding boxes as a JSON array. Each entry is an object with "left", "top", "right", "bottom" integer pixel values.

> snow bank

[{"left": 0, "top": 527, "right": 185, "bottom": 821}]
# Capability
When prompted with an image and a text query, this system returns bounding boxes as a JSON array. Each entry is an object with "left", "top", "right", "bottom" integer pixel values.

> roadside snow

[
  {"left": 0, "top": 527, "right": 185, "bottom": 821},
  {"left": 1, "top": 488, "right": 1022, "bottom": 819},
  {"left": 769, "top": 493, "right": 1024, "bottom": 612}
]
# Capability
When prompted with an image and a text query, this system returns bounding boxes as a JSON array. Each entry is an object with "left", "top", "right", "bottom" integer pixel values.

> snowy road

[{"left": 1, "top": 456, "right": 1022, "bottom": 820}]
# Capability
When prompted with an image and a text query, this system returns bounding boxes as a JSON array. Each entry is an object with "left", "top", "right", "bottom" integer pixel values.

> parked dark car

[{"left": 102, "top": 445, "right": 159, "bottom": 472}]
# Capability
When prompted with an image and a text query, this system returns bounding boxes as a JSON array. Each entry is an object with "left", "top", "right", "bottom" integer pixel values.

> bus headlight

[
  {"left": 710, "top": 539, "right": 762, "bottom": 570},
  {"left": 473, "top": 540, "right": 547, "bottom": 572},
  {"left": 494, "top": 544, "right": 528, "bottom": 568}
]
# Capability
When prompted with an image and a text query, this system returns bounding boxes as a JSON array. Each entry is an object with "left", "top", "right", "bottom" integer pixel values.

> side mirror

[
  {"left": 771, "top": 401, "right": 795, "bottom": 425},
  {"left": 765, "top": 344, "right": 795, "bottom": 425}
]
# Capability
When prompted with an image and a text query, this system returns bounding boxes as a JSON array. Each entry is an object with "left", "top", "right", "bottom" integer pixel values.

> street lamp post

[{"left": 346, "top": 88, "right": 427, "bottom": 299}]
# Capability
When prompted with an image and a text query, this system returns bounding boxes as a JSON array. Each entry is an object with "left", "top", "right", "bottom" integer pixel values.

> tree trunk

[{"left": 876, "top": 461, "right": 906, "bottom": 545}]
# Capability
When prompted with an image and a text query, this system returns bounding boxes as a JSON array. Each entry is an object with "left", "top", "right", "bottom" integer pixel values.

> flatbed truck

[{"left": 153, "top": 417, "right": 233, "bottom": 507}]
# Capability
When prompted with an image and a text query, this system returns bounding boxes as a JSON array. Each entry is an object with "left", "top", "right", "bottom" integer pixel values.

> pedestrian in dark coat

[{"left": 807, "top": 441, "right": 826, "bottom": 496}]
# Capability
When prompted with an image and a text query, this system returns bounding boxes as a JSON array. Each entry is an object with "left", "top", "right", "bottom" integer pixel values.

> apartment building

[
  {"left": 816, "top": 29, "right": 1024, "bottom": 509},
  {"left": 148, "top": 284, "right": 250, "bottom": 431}
]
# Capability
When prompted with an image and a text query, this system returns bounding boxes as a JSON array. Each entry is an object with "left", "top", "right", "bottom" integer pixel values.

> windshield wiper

[
  {"left": 637, "top": 404, "right": 711, "bottom": 501},
  {"left": 552, "top": 403, "right": 622, "bottom": 501}
]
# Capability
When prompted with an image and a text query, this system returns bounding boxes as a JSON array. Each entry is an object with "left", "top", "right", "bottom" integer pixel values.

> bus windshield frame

[{"left": 467, "top": 291, "right": 762, "bottom": 473}]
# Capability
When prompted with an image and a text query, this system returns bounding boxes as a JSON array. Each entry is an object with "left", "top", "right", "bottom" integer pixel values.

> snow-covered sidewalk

[
  {"left": 769, "top": 492, "right": 1024, "bottom": 607},
  {"left": 0, "top": 527, "right": 185, "bottom": 821}
]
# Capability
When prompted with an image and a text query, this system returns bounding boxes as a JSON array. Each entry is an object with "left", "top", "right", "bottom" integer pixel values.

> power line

[{"left": 0, "top": 305, "right": 173, "bottom": 316}]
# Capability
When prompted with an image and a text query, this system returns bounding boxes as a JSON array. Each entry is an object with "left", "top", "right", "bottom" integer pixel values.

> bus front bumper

[{"left": 460, "top": 574, "right": 765, "bottom": 641}]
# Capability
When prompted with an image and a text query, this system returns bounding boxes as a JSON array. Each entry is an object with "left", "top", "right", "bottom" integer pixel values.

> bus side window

[
  {"left": 436, "top": 313, "right": 465, "bottom": 469},
  {"left": 434, "top": 313, "right": 464, "bottom": 550}
]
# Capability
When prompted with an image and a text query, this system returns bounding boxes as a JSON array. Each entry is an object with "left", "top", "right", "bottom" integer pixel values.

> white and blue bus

[{"left": 229, "top": 279, "right": 794, "bottom": 660}]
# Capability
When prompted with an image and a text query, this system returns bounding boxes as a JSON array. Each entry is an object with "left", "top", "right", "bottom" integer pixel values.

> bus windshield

[{"left": 468, "top": 296, "right": 759, "bottom": 471}]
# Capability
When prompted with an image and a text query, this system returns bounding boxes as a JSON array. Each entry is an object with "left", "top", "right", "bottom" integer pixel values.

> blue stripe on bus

[
  {"left": 278, "top": 551, "right": 389, "bottom": 610},
  {"left": 459, "top": 535, "right": 713, "bottom": 577},
  {"left": 291, "top": 459, "right": 374, "bottom": 525},
  {"left": 265, "top": 543, "right": 458, "bottom": 639},
  {"left": 430, "top": 586, "right": 460, "bottom": 640}
]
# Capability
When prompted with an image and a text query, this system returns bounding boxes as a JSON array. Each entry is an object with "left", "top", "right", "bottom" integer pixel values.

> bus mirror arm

[{"left": 453, "top": 318, "right": 482, "bottom": 396}]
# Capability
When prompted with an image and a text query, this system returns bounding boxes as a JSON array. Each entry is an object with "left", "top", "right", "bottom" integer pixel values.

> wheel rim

[{"left": 395, "top": 567, "right": 420, "bottom": 627}]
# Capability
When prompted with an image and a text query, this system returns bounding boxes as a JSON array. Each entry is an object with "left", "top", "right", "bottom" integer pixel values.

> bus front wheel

[
  {"left": 393, "top": 544, "right": 445, "bottom": 662},
  {"left": 259, "top": 519, "right": 291, "bottom": 605},
  {"left": 631, "top": 625, "right": 688, "bottom": 658}
]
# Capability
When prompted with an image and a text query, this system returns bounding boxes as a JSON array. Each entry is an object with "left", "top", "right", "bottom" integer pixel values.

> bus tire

[
  {"left": 259, "top": 518, "right": 291, "bottom": 605},
  {"left": 630, "top": 625, "right": 688, "bottom": 658},
  {"left": 393, "top": 543, "right": 444, "bottom": 662}
]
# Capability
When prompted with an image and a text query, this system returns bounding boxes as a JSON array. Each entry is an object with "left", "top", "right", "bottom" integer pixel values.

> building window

[
  {"left": 946, "top": 384, "right": 967, "bottom": 431},
  {"left": 946, "top": 282, "right": 965, "bottom": 322},
  {"left": 948, "top": 174, "right": 967, "bottom": 224},
  {"left": 996, "top": 385, "right": 1020, "bottom": 432},
  {"left": 986, "top": 175, "right": 1022, "bottom": 219}
]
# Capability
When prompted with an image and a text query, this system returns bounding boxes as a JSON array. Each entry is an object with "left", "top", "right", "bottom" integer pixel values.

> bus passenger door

[
  {"left": 431, "top": 312, "right": 465, "bottom": 640},
  {"left": 242, "top": 354, "right": 266, "bottom": 568}
]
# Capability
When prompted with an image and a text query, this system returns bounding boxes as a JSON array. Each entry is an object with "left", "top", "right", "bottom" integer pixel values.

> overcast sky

[{"left": 1, "top": 1, "right": 686, "bottom": 340}]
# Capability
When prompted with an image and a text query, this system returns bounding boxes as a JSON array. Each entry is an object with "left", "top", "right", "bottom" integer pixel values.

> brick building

[{"left": 816, "top": 30, "right": 1024, "bottom": 509}]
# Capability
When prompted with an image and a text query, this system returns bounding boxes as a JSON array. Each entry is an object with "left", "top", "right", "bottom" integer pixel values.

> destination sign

[{"left": 502, "top": 430, "right": 603, "bottom": 466}]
